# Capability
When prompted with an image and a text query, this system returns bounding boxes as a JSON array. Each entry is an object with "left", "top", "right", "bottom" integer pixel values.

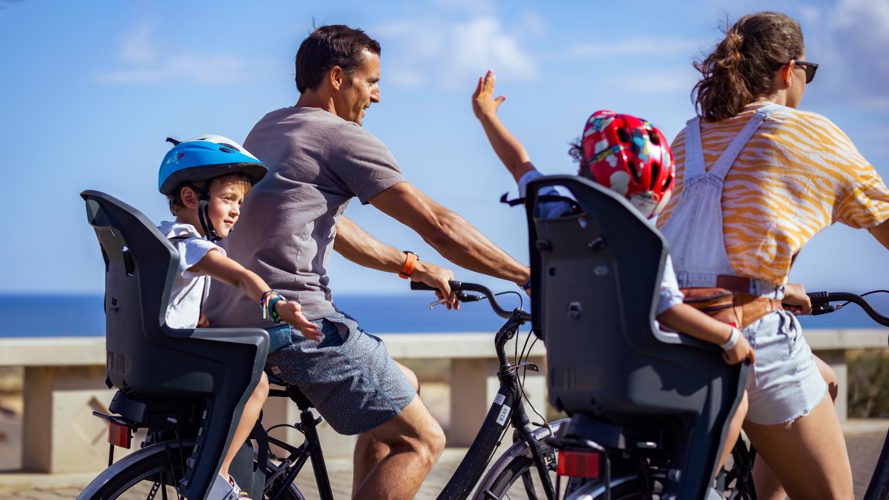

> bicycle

[
  {"left": 716, "top": 289, "right": 889, "bottom": 500},
  {"left": 78, "top": 279, "right": 569, "bottom": 500}
]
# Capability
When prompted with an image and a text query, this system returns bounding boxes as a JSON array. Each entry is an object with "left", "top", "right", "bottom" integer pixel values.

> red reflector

[
  {"left": 108, "top": 421, "right": 132, "bottom": 448},
  {"left": 557, "top": 449, "right": 601, "bottom": 478}
]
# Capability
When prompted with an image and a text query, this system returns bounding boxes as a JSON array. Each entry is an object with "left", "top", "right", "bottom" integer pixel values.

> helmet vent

[
  {"left": 617, "top": 128, "right": 630, "bottom": 143},
  {"left": 650, "top": 162, "right": 661, "bottom": 190},
  {"left": 647, "top": 129, "right": 660, "bottom": 145}
]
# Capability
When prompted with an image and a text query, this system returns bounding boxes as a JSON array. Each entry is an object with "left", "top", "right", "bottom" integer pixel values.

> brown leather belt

[{"left": 681, "top": 287, "right": 783, "bottom": 329}]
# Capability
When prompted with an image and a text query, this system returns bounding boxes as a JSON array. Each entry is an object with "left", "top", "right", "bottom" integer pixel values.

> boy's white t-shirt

[{"left": 157, "top": 221, "right": 224, "bottom": 329}]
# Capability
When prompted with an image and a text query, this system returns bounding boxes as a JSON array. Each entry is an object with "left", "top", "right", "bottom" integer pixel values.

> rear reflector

[
  {"left": 557, "top": 449, "right": 601, "bottom": 478},
  {"left": 108, "top": 421, "right": 133, "bottom": 449}
]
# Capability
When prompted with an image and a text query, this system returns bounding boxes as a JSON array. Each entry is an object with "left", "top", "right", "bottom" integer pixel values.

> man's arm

[
  {"left": 368, "top": 182, "right": 530, "bottom": 288},
  {"left": 334, "top": 216, "right": 458, "bottom": 306}
]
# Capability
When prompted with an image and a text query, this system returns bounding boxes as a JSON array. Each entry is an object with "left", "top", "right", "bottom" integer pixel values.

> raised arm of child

[
  {"left": 189, "top": 248, "right": 322, "bottom": 340},
  {"left": 472, "top": 70, "right": 537, "bottom": 183}
]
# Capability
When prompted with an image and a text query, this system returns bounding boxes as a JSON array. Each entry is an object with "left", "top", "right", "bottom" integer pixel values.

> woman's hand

[
  {"left": 723, "top": 333, "right": 756, "bottom": 365},
  {"left": 782, "top": 282, "right": 812, "bottom": 315}
]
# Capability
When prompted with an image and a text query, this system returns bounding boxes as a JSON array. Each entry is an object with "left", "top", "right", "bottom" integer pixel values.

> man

[{"left": 205, "top": 25, "right": 529, "bottom": 498}]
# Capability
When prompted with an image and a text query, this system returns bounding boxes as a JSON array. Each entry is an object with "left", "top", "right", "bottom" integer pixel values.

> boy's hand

[
  {"left": 412, "top": 261, "right": 459, "bottom": 310},
  {"left": 276, "top": 301, "right": 323, "bottom": 342},
  {"left": 472, "top": 70, "right": 506, "bottom": 120},
  {"left": 723, "top": 334, "right": 755, "bottom": 365}
]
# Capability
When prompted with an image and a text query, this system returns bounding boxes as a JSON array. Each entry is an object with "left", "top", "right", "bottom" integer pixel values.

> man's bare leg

[{"left": 351, "top": 397, "right": 446, "bottom": 499}]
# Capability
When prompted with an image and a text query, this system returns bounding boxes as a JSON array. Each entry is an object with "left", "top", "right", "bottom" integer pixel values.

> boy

[
  {"left": 157, "top": 135, "right": 321, "bottom": 499},
  {"left": 471, "top": 71, "right": 754, "bottom": 472}
]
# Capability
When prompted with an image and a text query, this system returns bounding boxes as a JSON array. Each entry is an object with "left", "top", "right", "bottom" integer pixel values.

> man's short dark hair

[{"left": 294, "top": 25, "right": 381, "bottom": 94}]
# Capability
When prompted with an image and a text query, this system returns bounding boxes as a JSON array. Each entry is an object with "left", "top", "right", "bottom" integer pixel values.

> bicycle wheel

[
  {"left": 473, "top": 419, "right": 567, "bottom": 500},
  {"left": 77, "top": 443, "right": 191, "bottom": 500}
]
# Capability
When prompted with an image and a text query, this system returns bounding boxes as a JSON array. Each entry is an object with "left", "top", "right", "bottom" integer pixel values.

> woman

[{"left": 658, "top": 11, "right": 889, "bottom": 499}]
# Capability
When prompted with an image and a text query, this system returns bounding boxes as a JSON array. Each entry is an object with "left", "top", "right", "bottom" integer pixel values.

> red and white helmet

[{"left": 579, "top": 110, "right": 675, "bottom": 218}]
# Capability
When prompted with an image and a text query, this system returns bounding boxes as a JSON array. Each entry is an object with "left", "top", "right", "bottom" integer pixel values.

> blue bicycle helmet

[
  {"left": 159, "top": 135, "right": 268, "bottom": 241},
  {"left": 158, "top": 135, "right": 268, "bottom": 195}
]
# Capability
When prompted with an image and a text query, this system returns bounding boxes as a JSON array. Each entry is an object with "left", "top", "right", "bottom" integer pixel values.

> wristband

[
  {"left": 267, "top": 296, "right": 286, "bottom": 323},
  {"left": 398, "top": 251, "right": 418, "bottom": 279},
  {"left": 720, "top": 326, "right": 741, "bottom": 351}
]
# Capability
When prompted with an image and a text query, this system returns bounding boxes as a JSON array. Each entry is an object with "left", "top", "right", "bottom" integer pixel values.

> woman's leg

[
  {"left": 744, "top": 395, "right": 852, "bottom": 499},
  {"left": 752, "top": 353, "right": 840, "bottom": 499},
  {"left": 218, "top": 371, "right": 270, "bottom": 480}
]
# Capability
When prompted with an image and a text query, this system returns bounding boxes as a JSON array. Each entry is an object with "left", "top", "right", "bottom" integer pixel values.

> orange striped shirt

[{"left": 657, "top": 103, "right": 889, "bottom": 285}]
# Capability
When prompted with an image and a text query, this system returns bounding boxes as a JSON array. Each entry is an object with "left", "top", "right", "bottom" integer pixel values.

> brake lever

[{"left": 811, "top": 303, "right": 842, "bottom": 315}]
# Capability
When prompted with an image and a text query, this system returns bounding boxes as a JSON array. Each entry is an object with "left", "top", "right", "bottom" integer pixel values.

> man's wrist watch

[{"left": 398, "top": 251, "right": 418, "bottom": 279}]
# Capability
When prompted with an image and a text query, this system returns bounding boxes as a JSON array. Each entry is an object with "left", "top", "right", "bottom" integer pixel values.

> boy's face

[{"left": 206, "top": 176, "right": 249, "bottom": 239}]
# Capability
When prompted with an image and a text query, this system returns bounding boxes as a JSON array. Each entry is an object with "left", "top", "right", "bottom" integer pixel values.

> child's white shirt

[{"left": 157, "top": 221, "right": 225, "bottom": 329}]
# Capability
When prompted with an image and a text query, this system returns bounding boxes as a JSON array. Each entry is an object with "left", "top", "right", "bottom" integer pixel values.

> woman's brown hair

[{"left": 692, "top": 12, "right": 805, "bottom": 122}]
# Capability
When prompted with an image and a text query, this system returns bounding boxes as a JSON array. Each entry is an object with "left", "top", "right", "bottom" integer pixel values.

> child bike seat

[{"left": 81, "top": 190, "right": 270, "bottom": 500}]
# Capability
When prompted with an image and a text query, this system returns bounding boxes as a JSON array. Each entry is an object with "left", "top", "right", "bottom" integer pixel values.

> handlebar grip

[{"left": 409, "top": 280, "right": 462, "bottom": 291}]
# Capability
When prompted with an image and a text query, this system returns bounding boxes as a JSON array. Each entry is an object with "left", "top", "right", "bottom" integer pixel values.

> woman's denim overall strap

[{"left": 661, "top": 104, "right": 780, "bottom": 288}]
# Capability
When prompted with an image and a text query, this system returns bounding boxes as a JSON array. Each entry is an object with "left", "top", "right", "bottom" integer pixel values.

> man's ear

[{"left": 329, "top": 65, "right": 344, "bottom": 90}]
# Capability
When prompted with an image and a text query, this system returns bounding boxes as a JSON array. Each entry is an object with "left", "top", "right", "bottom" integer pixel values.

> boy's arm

[
  {"left": 472, "top": 70, "right": 537, "bottom": 183},
  {"left": 657, "top": 303, "right": 755, "bottom": 365},
  {"left": 334, "top": 216, "right": 458, "bottom": 308},
  {"left": 189, "top": 249, "right": 322, "bottom": 339}
]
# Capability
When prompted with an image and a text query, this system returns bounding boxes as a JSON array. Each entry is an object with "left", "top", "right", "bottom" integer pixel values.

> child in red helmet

[{"left": 471, "top": 70, "right": 752, "bottom": 472}]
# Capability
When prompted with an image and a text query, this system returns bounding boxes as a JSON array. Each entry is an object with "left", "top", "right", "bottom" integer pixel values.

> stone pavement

[{"left": 1, "top": 419, "right": 887, "bottom": 499}]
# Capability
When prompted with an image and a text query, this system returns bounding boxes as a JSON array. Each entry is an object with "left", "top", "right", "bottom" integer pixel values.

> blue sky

[{"left": 1, "top": 0, "right": 887, "bottom": 295}]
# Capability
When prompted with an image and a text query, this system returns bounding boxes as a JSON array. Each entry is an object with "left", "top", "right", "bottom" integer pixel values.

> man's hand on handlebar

[
  {"left": 412, "top": 261, "right": 459, "bottom": 310},
  {"left": 782, "top": 282, "right": 812, "bottom": 315}
]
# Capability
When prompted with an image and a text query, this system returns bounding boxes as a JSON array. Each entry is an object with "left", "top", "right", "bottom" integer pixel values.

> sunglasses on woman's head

[{"left": 794, "top": 60, "right": 818, "bottom": 84}]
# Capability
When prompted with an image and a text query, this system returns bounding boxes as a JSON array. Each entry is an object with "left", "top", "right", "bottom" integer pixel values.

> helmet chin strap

[
  {"left": 197, "top": 199, "right": 221, "bottom": 242},
  {"left": 187, "top": 181, "right": 220, "bottom": 242}
]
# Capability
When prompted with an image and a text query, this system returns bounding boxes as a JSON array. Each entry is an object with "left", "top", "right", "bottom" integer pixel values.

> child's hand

[
  {"left": 276, "top": 300, "right": 323, "bottom": 342},
  {"left": 472, "top": 70, "right": 506, "bottom": 119},
  {"left": 723, "top": 334, "right": 755, "bottom": 365}
]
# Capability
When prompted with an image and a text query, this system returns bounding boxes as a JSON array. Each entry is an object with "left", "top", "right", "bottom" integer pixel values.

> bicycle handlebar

[
  {"left": 410, "top": 280, "right": 531, "bottom": 321},
  {"left": 807, "top": 291, "right": 889, "bottom": 327}
]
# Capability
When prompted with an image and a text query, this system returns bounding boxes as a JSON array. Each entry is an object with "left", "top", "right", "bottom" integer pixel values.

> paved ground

[{"left": 1, "top": 418, "right": 888, "bottom": 499}]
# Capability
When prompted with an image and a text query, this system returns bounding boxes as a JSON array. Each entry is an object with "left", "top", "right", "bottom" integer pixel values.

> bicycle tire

[
  {"left": 77, "top": 442, "right": 192, "bottom": 500},
  {"left": 77, "top": 442, "right": 303, "bottom": 500},
  {"left": 472, "top": 419, "right": 567, "bottom": 500}
]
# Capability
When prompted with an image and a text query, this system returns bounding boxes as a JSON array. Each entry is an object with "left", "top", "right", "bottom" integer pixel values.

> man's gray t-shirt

[{"left": 205, "top": 106, "right": 406, "bottom": 326}]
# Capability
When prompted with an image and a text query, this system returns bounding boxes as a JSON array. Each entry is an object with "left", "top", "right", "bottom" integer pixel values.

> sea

[
  {"left": 2, "top": 291, "right": 889, "bottom": 339},
  {"left": 0, "top": 293, "right": 525, "bottom": 338}
]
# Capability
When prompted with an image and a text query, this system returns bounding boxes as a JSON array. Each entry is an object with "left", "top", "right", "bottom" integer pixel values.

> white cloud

[
  {"left": 375, "top": 13, "right": 539, "bottom": 89},
  {"left": 93, "top": 21, "right": 249, "bottom": 85}
]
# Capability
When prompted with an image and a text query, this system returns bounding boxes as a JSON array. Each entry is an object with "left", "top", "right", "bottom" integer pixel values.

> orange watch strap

[{"left": 398, "top": 251, "right": 418, "bottom": 279}]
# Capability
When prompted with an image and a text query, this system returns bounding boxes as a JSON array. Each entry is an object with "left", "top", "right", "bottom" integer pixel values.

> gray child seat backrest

[
  {"left": 525, "top": 175, "right": 747, "bottom": 499},
  {"left": 81, "top": 190, "right": 269, "bottom": 500}
]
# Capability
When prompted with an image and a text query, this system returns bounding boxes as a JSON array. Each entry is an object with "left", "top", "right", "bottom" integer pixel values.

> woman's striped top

[{"left": 657, "top": 102, "right": 889, "bottom": 285}]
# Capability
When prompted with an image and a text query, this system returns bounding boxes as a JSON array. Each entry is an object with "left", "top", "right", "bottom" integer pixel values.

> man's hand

[
  {"left": 412, "top": 261, "right": 459, "bottom": 310},
  {"left": 276, "top": 300, "right": 323, "bottom": 341},
  {"left": 782, "top": 282, "right": 812, "bottom": 315},
  {"left": 472, "top": 70, "right": 505, "bottom": 119}
]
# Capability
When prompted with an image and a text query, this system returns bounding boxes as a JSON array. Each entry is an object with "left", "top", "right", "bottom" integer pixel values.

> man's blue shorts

[{"left": 265, "top": 311, "right": 417, "bottom": 435}]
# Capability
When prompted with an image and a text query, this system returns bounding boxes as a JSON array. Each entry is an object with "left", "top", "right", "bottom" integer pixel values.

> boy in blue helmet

[{"left": 158, "top": 135, "right": 321, "bottom": 499}]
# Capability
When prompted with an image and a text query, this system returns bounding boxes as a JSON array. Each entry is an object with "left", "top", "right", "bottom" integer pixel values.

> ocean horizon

[{"left": 1, "top": 291, "right": 887, "bottom": 339}]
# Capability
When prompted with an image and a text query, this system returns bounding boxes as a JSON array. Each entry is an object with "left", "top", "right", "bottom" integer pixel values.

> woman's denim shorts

[
  {"left": 264, "top": 311, "right": 416, "bottom": 435},
  {"left": 744, "top": 309, "right": 828, "bottom": 425}
]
